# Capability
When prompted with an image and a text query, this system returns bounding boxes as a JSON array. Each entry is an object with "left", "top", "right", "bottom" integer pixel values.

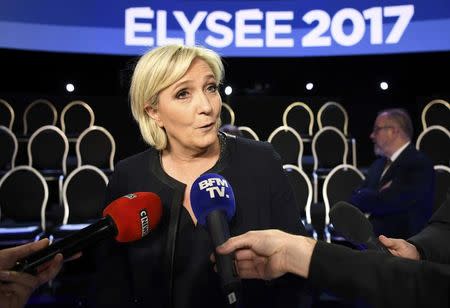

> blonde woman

[{"left": 91, "top": 45, "right": 308, "bottom": 308}]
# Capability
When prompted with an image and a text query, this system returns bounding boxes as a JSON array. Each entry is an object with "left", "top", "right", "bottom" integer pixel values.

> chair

[
  {"left": 238, "top": 126, "right": 259, "bottom": 141},
  {"left": 322, "top": 164, "right": 365, "bottom": 242},
  {"left": 0, "top": 98, "right": 15, "bottom": 130},
  {"left": 283, "top": 164, "right": 315, "bottom": 238},
  {"left": 28, "top": 125, "right": 69, "bottom": 180},
  {"left": 416, "top": 125, "right": 450, "bottom": 166},
  {"left": 221, "top": 103, "right": 235, "bottom": 126},
  {"left": 268, "top": 126, "right": 303, "bottom": 167},
  {"left": 318, "top": 101, "right": 357, "bottom": 166},
  {"left": 421, "top": 99, "right": 450, "bottom": 131},
  {"left": 312, "top": 126, "right": 348, "bottom": 203},
  {"left": 317, "top": 101, "right": 349, "bottom": 136},
  {"left": 60, "top": 100, "right": 95, "bottom": 141},
  {"left": 282, "top": 102, "right": 314, "bottom": 138},
  {"left": 0, "top": 166, "right": 48, "bottom": 247},
  {"left": 76, "top": 126, "right": 115, "bottom": 174},
  {"left": 433, "top": 165, "right": 450, "bottom": 213},
  {"left": 0, "top": 126, "right": 18, "bottom": 177},
  {"left": 50, "top": 165, "right": 108, "bottom": 239},
  {"left": 23, "top": 99, "right": 58, "bottom": 137}
]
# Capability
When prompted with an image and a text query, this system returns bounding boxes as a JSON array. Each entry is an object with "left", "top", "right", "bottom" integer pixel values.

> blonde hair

[{"left": 130, "top": 45, "right": 225, "bottom": 150}]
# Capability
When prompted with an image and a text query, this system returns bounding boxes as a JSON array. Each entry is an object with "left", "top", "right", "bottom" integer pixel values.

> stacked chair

[
  {"left": 283, "top": 164, "right": 315, "bottom": 238},
  {"left": 421, "top": 99, "right": 449, "bottom": 131},
  {"left": 0, "top": 98, "right": 15, "bottom": 130},
  {"left": 0, "top": 126, "right": 18, "bottom": 178},
  {"left": 268, "top": 126, "right": 303, "bottom": 167},
  {"left": 238, "top": 126, "right": 260, "bottom": 140},
  {"left": 0, "top": 98, "right": 117, "bottom": 249},
  {"left": 76, "top": 126, "right": 116, "bottom": 175},
  {"left": 221, "top": 102, "right": 235, "bottom": 126},
  {"left": 321, "top": 164, "right": 365, "bottom": 242},
  {"left": 0, "top": 166, "right": 48, "bottom": 247},
  {"left": 22, "top": 99, "right": 58, "bottom": 138},
  {"left": 278, "top": 101, "right": 362, "bottom": 241},
  {"left": 317, "top": 101, "right": 357, "bottom": 167}
]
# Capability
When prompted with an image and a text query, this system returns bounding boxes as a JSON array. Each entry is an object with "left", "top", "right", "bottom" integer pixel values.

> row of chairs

[
  {"left": 0, "top": 165, "right": 108, "bottom": 247},
  {"left": 222, "top": 99, "right": 450, "bottom": 138},
  {"left": 0, "top": 98, "right": 95, "bottom": 140},
  {"left": 0, "top": 125, "right": 115, "bottom": 179},
  {"left": 222, "top": 101, "right": 353, "bottom": 138},
  {"left": 284, "top": 163, "right": 450, "bottom": 242}
]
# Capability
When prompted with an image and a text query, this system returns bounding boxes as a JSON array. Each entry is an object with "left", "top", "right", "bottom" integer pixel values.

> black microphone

[
  {"left": 329, "top": 201, "right": 391, "bottom": 254},
  {"left": 12, "top": 192, "right": 163, "bottom": 274},
  {"left": 190, "top": 173, "right": 241, "bottom": 305}
]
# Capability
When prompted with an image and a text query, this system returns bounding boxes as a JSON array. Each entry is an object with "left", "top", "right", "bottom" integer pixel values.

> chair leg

[{"left": 313, "top": 173, "right": 318, "bottom": 203}]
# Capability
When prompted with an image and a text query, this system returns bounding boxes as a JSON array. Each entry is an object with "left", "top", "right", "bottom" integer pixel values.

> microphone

[
  {"left": 329, "top": 201, "right": 390, "bottom": 254},
  {"left": 190, "top": 173, "right": 240, "bottom": 305},
  {"left": 12, "top": 192, "right": 163, "bottom": 274}
]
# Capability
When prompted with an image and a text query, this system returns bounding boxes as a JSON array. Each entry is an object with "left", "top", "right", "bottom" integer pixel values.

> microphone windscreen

[
  {"left": 329, "top": 201, "right": 374, "bottom": 243},
  {"left": 190, "top": 173, "right": 235, "bottom": 227},
  {"left": 103, "top": 192, "right": 163, "bottom": 242}
]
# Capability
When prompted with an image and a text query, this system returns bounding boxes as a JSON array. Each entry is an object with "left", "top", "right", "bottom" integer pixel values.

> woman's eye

[
  {"left": 207, "top": 84, "right": 218, "bottom": 93},
  {"left": 176, "top": 90, "right": 188, "bottom": 99}
]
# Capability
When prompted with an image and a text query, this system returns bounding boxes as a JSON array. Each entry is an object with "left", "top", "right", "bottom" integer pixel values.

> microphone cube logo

[
  {"left": 198, "top": 178, "right": 230, "bottom": 199},
  {"left": 140, "top": 209, "right": 150, "bottom": 237}
]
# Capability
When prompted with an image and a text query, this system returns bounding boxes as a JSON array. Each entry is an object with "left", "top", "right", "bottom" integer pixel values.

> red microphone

[{"left": 12, "top": 192, "right": 163, "bottom": 274}]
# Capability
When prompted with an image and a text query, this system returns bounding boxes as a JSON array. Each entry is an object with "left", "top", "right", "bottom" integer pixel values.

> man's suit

[{"left": 351, "top": 144, "right": 435, "bottom": 238}]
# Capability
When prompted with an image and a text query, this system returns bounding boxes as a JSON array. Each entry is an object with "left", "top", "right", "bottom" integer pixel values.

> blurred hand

[
  {"left": 379, "top": 235, "right": 420, "bottom": 260},
  {"left": 215, "top": 229, "right": 316, "bottom": 280},
  {"left": 0, "top": 239, "right": 64, "bottom": 308}
]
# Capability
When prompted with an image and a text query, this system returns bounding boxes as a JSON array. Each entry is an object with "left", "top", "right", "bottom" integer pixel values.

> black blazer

[
  {"left": 309, "top": 191, "right": 450, "bottom": 308},
  {"left": 409, "top": 189, "right": 450, "bottom": 264},
  {"left": 89, "top": 135, "right": 309, "bottom": 308},
  {"left": 351, "top": 144, "right": 435, "bottom": 238},
  {"left": 309, "top": 241, "right": 450, "bottom": 308}
]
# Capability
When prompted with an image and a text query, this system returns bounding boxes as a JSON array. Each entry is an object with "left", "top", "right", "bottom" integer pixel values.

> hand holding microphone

[
  {"left": 12, "top": 192, "right": 163, "bottom": 274},
  {"left": 190, "top": 173, "right": 241, "bottom": 305},
  {"left": 329, "top": 201, "right": 391, "bottom": 254}
]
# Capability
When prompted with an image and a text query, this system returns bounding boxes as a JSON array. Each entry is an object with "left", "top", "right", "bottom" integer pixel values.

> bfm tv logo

[{"left": 198, "top": 178, "right": 230, "bottom": 199}]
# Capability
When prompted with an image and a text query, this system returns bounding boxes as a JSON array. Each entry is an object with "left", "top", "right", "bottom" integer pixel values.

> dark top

[
  {"left": 89, "top": 134, "right": 308, "bottom": 308},
  {"left": 351, "top": 144, "right": 435, "bottom": 238},
  {"left": 409, "top": 189, "right": 450, "bottom": 264},
  {"left": 309, "top": 241, "right": 450, "bottom": 308},
  {"left": 309, "top": 190, "right": 450, "bottom": 308}
]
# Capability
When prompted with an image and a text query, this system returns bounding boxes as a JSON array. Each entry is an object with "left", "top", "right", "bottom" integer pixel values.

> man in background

[{"left": 351, "top": 108, "right": 434, "bottom": 238}]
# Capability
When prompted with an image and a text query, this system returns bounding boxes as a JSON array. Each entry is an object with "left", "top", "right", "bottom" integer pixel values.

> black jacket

[
  {"left": 309, "top": 191, "right": 450, "bottom": 308},
  {"left": 90, "top": 134, "right": 309, "bottom": 308}
]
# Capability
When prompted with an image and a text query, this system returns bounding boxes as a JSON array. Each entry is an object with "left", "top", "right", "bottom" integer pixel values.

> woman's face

[{"left": 147, "top": 58, "right": 222, "bottom": 153}]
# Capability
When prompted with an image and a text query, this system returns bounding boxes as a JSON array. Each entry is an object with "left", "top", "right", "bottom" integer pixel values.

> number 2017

[{"left": 302, "top": 5, "right": 414, "bottom": 47}]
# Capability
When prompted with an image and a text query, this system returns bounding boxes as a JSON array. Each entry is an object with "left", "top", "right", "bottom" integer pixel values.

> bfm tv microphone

[
  {"left": 329, "top": 201, "right": 391, "bottom": 254},
  {"left": 190, "top": 173, "right": 241, "bottom": 305},
  {"left": 12, "top": 192, "right": 163, "bottom": 274}
]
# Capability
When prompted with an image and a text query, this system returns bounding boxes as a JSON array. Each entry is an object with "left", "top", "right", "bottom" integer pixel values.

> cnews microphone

[
  {"left": 190, "top": 173, "right": 241, "bottom": 305},
  {"left": 12, "top": 192, "right": 163, "bottom": 274},
  {"left": 329, "top": 201, "right": 390, "bottom": 254}
]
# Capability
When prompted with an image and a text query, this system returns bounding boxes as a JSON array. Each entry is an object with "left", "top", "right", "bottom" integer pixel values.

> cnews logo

[
  {"left": 124, "top": 193, "right": 137, "bottom": 199},
  {"left": 140, "top": 209, "right": 149, "bottom": 237}
]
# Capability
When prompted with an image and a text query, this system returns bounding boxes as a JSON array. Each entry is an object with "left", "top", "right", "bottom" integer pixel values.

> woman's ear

[{"left": 145, "top": 104, "right": 163, "bottom": 127}]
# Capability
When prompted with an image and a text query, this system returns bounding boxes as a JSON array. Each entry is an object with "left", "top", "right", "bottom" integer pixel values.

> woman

[{"left": 90, "top": 45, "right": 309, "bottom": 307}]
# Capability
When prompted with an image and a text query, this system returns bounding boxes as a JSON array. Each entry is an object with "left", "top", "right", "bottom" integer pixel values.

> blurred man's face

[{"left": 370, "top": 113, "right": 397, "bottom": 157}]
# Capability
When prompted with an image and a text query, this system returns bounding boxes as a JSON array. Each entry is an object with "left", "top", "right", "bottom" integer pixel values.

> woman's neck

[
  {"left": 162, "top": 138, "right": 220, "bottom": 163},
  {"left": 160, "top": 138, "right": 221, "bottom": 183}
]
